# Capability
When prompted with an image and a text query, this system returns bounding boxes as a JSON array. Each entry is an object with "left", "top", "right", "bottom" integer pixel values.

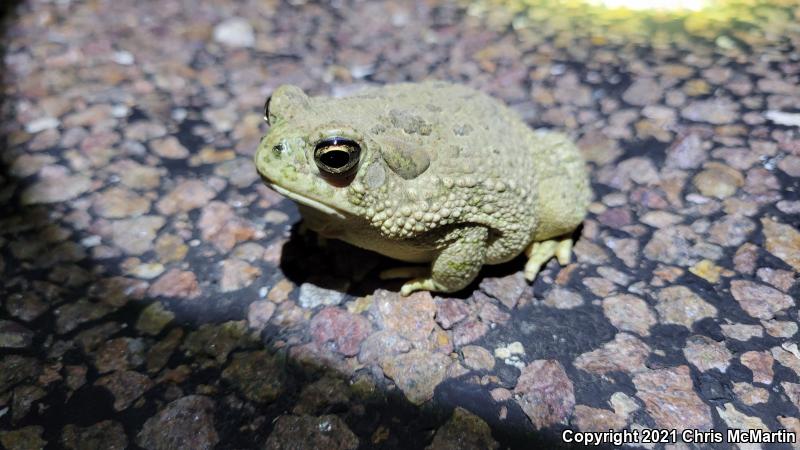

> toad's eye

[
  {"left": 263, "top": 96, "right": 272, "bottom": 125},
  {"left": 313, "top": 137, "right": 361, "bottom": 177}
]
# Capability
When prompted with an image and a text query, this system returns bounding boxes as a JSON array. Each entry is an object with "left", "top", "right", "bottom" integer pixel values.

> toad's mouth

[{"left": 265, "top": 182, "right": 347, "bottom": 221}]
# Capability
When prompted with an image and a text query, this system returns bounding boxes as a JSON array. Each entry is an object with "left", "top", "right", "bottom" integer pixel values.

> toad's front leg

[{"left": 397, "top": 227, "right": 488, "bottom": 296}]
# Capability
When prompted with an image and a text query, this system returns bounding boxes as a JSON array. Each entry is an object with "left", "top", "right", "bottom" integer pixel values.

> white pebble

[
  {"left": 112, "top": 50, "right": 135, "bottom": 65},
  {"left": 213, "top": 18, "right": 255, "bottom": 48},
  {"left": 25, "top": 117, "right": 59, "bottom": 134}
]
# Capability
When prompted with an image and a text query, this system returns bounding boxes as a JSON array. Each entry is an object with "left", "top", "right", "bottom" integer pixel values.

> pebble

[
  {"left": 781, "top": 382, "right": 800, "bottom": 411},
  {"left": 640, "top": 211, "right": 683, "bottom": 228},
  {"left": 221, "top": 350, "right": 285, "bottom": 403},
  {"left": 219, "top": 258, "right": 261, "bottom": 292},
  {"left": 761, "top": 319, "right": 798, "bottom": 338},
  {"left": 25, "top": 117, "right": 60, "bottom": 134},
  {"left": 214, "top": 158, "right": 259, "bottom": 188},
  {"left": 267, "top": 279, "right": 294, "bottom": 303},
  {"left": 476, "top": 297, "right": 510, "bottom": 325},
  {"left": 461, "top": 345, "right": 495, "bottom": 371},
  {"left": 490, "top": 387, "right": 512, "bottom": 402},
  {"left": 370, "top": 290, "right": 436, "bottom": 342},
  {"left": 434, "top": 297, "right": 469, "bottom": 329},
  {"left": 733, "top": 243, "right": 759, "bottom": 274},
  {"left": 247, "top": 301, "right": 276, "bottom": 331},
  {"left": 182, "top": 321, "right": 249, "bottom": 364},
  {"left": 622, "top": 77, "right": 662, "bottom": 106},
  {"left": 730, "top": 280, "right": 794, "bottom": 320},
  {"left": 358, "top": 331, "right": 412, "bottom": 365},
  {"left": 12, "top": 385, "right": 46, "bottom": 422},
  {"left": 609, "top": 392, "right": 639, "bottom": 419},
  {"left": 756, "top": 268, "right": 795, "bottom": 292},
  {"left": 777, "top": 155, "right": 800, "bottom": 177},
  {"left": 125, "top": 262, "right": 165, "bottom": 279},
  {"left": 298, "top": 282, "right": 346, "bottom": 309},
  {"left": 213, "top": 18, "right": 255, "bottom": 48},
  {"left": 264, "top": 415, "right": 358, "bottom": 450},
  {"left": 572, "top": 405, "right": 627, "bottom": 432},
  {"left": 310, "top": 307, "right": 372, "bottom": 357},
  {"left": 156, "top": 180, "right": 218, "bottom": 215},
  {"left": 0, "top": 320, "right": 35, "bottom": 349},
  {"left": 543, "top": 287, "right": 584, "bottom": 309},
  {"left": 452, "top": 319, "right": 489, "bottom": 347},
  {"left": 146, "top": 329, "right": 183, "bottom": 374},
  {"left": 198, "top": 201, "right": 262, "bottom": 253},
  {"left": 681, "top": 98, "right": 739, "bottom": 124},
  {"left": 61, "top": 420, "right": 127, "bottom": 450},
  {"left": 683, "top": 335, "right": 732, "bottom": 373},
  {"left": 761, "top": 218, "right": 800, "bottom": 271},
  {"left": 643, "top": 226, "right": 694, "bottom": 265},
  {"left": 732, "top": 382, "right": 769, "bottom": 406},
  {"left": 135, "top": 302, "right": 175, "bottom": 336},
  {"left": 478, "top": 272, "right": 527, "bottom": 309},
  {"left": 148, "top": 269, "right": 201, "bottom": 299},
  {"left": 95, "top": 370, "right": 153, "bottom": 411},
  {"left": 150, "top": 136, "right": 189, "bottom": 159},
  {"left": 93, "top": 337, "right": 146, "bottom": 373},
  {"left": 92, "top": 187, "right": 151, "bottom": 218},
  {"left": 573, "top": 333, "right": 650, "bottom": 375},
  {"left": 514, "top": 360, "right": 575, "bottom": 429},
  {"left": 692, "top": 162, "right": 744, "bottom": 199},
  {"left": 137, "top": 396, "right": 219, "bottom": 450},
  {"left": 707, "top": 215, "right": 755, "bottom": 246},
  {"left": 582, "top": 277, "right": 617, "bottom": 297},
  {"left": 716, "top": 403, "right": 770, "bottom": 439},
  {"left": 154, "top": 234, "right": 188, "bottom": 263},
  {"left": 0, "top": 426, "right": 47, "bottom": 450},
  {"left": 293, "top": 376, "right": 351, "bottom": 415},
  {"left": 772, "top": 346, "right": 800, "bottom": 378},
  {"left": 109, "top": 160, "right": 161, "bottom": 190},
  {"left": 720, "top": 323, "right": 763, "bottom": 341},
  {"left": 654, "top": 286, "right": 717, "bottom": 328},
  {"left": 381, "top": 350, "right": 450, "bottom": 405},
  {"left": 633, "top": 366, "right": 713, "bottom": 431},
  {"left": 21, "top": 172, "right": 92, "bottom": 205},
  {"left": 602, "top": 294, "right": 656, "bottom": 336},
  {"left": 110, "top": 216, "right": 165, "bottom": 255},
  {"left": 427, "top": 407, "right": 499, "bottom": 450},
  {"left": 54, "top": 299, "right": 114, "bottom": 334},
  {"left": 765, "top": 110, "right": 800, "bottom": 127}
]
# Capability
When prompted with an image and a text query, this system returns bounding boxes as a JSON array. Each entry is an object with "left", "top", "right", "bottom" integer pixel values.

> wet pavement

[{"left": 0, "top": 0, "right": 799, "bottom": 449}]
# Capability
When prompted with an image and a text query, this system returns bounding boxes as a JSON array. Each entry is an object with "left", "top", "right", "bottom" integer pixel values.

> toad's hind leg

[
  {"left": 523, "top": 235, "right": 574, "bottom": 281},
  {"left": 397, "top": 227, "right": 488, "bottom": 296}
]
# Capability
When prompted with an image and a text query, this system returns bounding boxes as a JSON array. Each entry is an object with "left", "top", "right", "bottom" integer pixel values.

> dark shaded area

[{"left": 278, "top": 219, "right": 528, "bottom": 299}]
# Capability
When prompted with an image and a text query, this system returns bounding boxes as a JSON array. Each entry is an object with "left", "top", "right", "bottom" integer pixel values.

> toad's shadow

[{"left": 278, "top": 221, "right": 532, "bottom": 299}]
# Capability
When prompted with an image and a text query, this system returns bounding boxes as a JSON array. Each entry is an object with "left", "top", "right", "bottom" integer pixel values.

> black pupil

[{"left": 320, "top": 148, "right": 351, "bottom": 168}]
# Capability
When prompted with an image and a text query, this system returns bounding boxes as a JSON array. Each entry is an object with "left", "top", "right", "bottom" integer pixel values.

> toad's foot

[
  {"left": 397, "top": 227, "right": 488, "bottom": 296},
  {"left": 380, "top": 268, "right": 451, "bottom": 296},
  {"left": 523, "top": 236, "right": 574, "bottom": 281},
  {"left": 400, "top": 277, "right": 450, "bottom": 296}
]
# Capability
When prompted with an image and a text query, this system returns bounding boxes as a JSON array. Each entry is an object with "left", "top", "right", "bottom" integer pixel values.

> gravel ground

[{"left": 1, "top": 0, "right": 799, "bottom": 449}]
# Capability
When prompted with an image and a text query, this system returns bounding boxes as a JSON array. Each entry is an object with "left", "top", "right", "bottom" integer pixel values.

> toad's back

[{"left": 335, "top": 81, "right": 589, "bottom": 261}]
